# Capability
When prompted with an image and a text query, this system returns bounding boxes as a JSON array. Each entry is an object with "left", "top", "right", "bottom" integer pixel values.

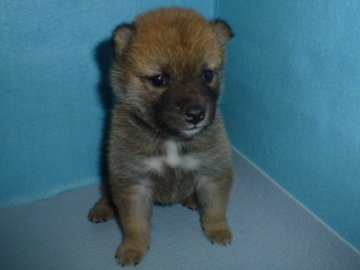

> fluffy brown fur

[{"left": 88, "top": 7, "right": 234, "bottom": 266}]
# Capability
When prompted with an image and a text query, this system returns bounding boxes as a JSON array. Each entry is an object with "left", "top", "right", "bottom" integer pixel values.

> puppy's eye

[
  {"left": 202, "top": 69, "right": 214, "bottom": 83},
  {"left": 149, "top": 74, "right": 168, "bottom": 87}
]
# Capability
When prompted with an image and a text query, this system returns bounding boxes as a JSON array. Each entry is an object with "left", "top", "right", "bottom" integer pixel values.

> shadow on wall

[{"left": 94, "top": 38, "right": 114, "bottom": 191}]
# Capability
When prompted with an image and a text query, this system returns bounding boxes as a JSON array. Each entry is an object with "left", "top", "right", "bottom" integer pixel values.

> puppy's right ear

[{"left": 112, "top": 23, "right": 135, "bottom": 56}]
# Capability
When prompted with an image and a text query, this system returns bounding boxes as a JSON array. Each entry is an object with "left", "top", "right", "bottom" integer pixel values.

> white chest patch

[
  {"left": 143, "top": 140, "right": 201, "bottom": 173},
  {"left": 164, "top": 140, "right": 182, "bottom": 167}
]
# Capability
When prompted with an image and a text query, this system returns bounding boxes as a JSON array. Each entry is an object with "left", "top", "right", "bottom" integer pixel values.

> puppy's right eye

[{"left": 149, "top": 74, "right": 168, "bottom": 87}]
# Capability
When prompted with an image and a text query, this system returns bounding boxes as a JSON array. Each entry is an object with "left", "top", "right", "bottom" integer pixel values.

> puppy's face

[{"left": 112, "top": 8, "right": 233, "bottom": 138}]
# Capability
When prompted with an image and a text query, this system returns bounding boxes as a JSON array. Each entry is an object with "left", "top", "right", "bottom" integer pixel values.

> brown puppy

[{"left": 88, "top": 7, "right": 234, "bottom": 266}]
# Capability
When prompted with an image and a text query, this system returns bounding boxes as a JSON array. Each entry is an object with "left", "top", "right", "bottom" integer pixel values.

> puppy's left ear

[{"left": 210, "top": 19, "right": 234, "bottom": 46}]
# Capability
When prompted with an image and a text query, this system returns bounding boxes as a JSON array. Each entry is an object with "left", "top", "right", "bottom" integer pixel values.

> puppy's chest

[
  {"left": 142, "top": 140, "right": 201, "bottom": 174},
  {"left": 141, "top": 140, "right": 202, "bottom": 202}
]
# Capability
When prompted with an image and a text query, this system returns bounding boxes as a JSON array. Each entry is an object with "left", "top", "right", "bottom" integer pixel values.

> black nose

[{"left": 184, "top": 105, "right": 206, "bottom": 125}]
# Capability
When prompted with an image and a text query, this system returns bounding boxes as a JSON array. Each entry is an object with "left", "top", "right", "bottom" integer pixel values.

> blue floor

[{"left": 1, "top": 151, "right": 359, "bottom": 270}]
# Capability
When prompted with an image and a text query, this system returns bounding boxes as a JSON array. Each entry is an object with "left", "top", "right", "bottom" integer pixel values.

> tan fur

[{"left": 88, "top": 7, "right": 234, "bottom": 266}]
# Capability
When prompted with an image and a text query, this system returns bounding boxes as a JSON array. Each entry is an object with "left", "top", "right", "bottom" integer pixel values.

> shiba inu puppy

[{"left": 89, "top": 7, "right": 234, "bottom": 266}]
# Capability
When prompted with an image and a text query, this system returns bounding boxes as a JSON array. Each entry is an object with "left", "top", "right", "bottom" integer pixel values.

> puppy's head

[{"left": 111, "top": 8, "right": 233, "bottom": 138}]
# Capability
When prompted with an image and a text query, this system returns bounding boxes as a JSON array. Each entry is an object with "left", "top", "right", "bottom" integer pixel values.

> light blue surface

[
  {"left": 0, "top": 0, "right": 214, "bottom": 207},
  {"left": 1, "top": 152, "right": 359, "bottom": 270},
  {"left": 217, "top": 0, "right": 360, "bottom": 248}
]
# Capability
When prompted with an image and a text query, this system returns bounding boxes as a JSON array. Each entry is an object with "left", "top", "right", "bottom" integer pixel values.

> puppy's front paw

[
  {"left": 116, "top": 242, "right": 148, "bottom": 266},
  {"left": 204, "top": 221, "right": 232, "bottom": 245}
]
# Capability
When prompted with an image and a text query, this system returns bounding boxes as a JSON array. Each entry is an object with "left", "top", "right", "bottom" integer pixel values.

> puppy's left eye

[{"left": 202, "top": 69, "right": 214, "bottom": 83}]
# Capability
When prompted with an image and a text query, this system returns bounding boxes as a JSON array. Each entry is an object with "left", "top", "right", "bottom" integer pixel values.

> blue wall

[
  {"left": 0, "top": 0, "right": 214, "bottom": 206},
  {"left": 217, "top": 0, "right": 360, "bottom": 248}
]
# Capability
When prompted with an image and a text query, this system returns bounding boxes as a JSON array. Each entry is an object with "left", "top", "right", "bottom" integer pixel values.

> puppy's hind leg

[
  {"left": 88, "top": 196, "right": 115, "bottom": 223},
  {"left": 181, "top": 193, "right": 199, "bottom": 210}
]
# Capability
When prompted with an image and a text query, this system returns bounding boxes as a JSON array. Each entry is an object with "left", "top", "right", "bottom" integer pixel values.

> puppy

[{"left": 88, "top": 7, "right": 234, "bottom": 266}]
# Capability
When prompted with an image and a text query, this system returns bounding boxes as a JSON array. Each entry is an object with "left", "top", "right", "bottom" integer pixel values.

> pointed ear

[
  {"left": 112, "top": 23, "right": 135, "bottom": 56},
  {"left": 210, "top": 19, "right": 234, "bottom": 46}
]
